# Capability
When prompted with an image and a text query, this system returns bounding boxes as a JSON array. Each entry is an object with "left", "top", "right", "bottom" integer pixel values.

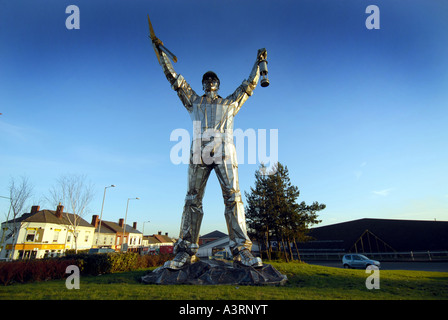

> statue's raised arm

[
  {"left": 226, "top": 48, "right": 268, "bottom": 114},
  {"left": 153, "top": 40, "right": 178, "bottom": 86},
  {"left": 152, "top": 40, "right": 198, "bottom": 110},
  {"left": 149, "top": 15, "right": 198, "bottom": 110}
]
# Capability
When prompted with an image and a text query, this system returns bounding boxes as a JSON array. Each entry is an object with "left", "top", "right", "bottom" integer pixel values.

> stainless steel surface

[{"left": 152, "top": 41, "right": 268, "bottom": 269}]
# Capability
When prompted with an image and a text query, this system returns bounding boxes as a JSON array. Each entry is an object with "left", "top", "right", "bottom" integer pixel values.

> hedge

[
  {"left": 0, "top": 258, "right": 76, "bottom": 286},
  {"left": 0, "top": 252, "right": 172, "bottom": 286}
]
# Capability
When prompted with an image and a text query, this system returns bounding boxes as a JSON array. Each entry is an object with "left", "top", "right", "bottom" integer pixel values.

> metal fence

[{"left": 298, "top": 250, "right": 448, "bottom": 262}]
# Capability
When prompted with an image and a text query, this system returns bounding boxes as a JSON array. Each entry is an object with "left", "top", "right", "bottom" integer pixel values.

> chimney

[
  {"left": 133, "top": 222, "right": 137, "bottom": 230},
  {"left": 165, "top": 232, "right": 168, "bottom": 236},
  {"left": 118, "top": 218, "right": 124, "bottom": 227},
  {"left": 31, "top": 206, "right": 40, "bottom": 214},
  {"left": 158, "top": 231, "right": 162, "bottom": 235},
  {"left": 91, "top": 215, "right": 99, "bottom": 228},
  {"left": 55, "top": 203, "right": 64, "bottom": 218}
]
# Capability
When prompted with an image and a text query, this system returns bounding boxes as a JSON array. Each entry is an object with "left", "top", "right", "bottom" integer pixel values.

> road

[{"left": 304, "top": 260, "right": 448, "bottom": 272}]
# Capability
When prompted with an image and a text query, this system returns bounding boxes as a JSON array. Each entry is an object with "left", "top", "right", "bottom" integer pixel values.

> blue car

[{"left": 342, "top": 254, "right": 380, "bottom": 269}]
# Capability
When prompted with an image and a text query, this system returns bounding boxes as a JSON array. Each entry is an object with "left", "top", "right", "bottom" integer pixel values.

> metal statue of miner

[{"left": 150, "top": 21, "right": 268, "bottom": 269}]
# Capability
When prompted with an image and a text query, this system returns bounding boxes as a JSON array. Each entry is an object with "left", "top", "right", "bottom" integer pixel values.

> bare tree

[
  {"left": 48, "top": 174, "right": 95, "bottom": 253},
  {"left": 0, "top": 176, "right": 34, "bottom": 259},
  {"left": 8, "top": 176, "right": 34, "bottom": 219}
]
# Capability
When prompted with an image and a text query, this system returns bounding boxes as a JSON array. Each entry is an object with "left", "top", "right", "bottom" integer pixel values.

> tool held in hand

[
  {"left": 147, "top": 14, "right": 178, "bottom": 64},
  {"left": 257, "top": 48, "right": 269, "bottom": 87}
]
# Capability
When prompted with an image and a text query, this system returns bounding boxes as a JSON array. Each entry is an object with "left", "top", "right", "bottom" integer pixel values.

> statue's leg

[
  {"left": 215, "top": 160, "right": 262, "bottom": 267},
  {"left": 165, "top": 162, "right": 211, "bottom": 269}
]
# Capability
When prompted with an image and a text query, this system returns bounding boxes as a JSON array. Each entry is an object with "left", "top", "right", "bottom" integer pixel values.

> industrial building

[{"left": 297, "top": 218, "right": 448, "bottom": 261}]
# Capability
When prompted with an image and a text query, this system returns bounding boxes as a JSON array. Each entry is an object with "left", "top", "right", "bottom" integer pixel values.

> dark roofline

[
  {"left": 144, "top": 235, "right": 173, "bottom": 244},
  {"left": 4, "top": 209, "right": 94, "bottom": 228},
  {"left": 200, "top": 230, "right": 227, "bottom": 239},
  {"left": 199, "top": 235, "right": 229, "bottom": 248},
  {"left": 153, "top": 234, "right": 174, "bottom": 243},
  {"left": 95, "top": 223, "right": 116, "bottom": 234},
  {"left": 100, "top": 220, "right": 142, "bottom": 234},
  {"left": 307, "top": 217, "right": 448, "bottom": 252}
]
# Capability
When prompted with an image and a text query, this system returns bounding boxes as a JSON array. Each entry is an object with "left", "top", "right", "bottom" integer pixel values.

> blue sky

[{"left": 1, "top": 0, "right": 447, "bottom": 237}]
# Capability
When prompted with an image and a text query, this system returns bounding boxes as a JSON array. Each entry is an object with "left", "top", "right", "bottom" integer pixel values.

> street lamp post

[
  {"left": 97, "top": 185, "right": 115, "bottom": 247},
  {"left": 142, "top": 220, "right": 150, "bottom": 236},
  {"left": 122, "top": 197, "right": 139, "bottom": 252}
]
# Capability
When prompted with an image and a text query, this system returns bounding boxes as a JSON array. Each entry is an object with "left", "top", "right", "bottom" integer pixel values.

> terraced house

[
  {"left": 91, "top": 215, "right": 143, "bottom": 252},
  {"left": 0, "top": 205, "right": 95, "bottom": 260}
]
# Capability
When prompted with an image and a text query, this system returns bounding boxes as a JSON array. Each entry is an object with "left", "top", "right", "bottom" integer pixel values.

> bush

[
  {"left": 63, "top": 253, "right": 110, "bottom": 275},
  {"left": 0, "top": 261, "right": 18, "bottom": 286},
  {"left": 63, "top": 252, "right": 173, "bottom": 276},
  {"left": 0, "top": 258, "right": 77, "bottom": 286},
  {"left": 109, "top": 252, "right": 138, "bottom": 273},
  {"left": 0, "top": 252, "right": 173, "bottom": 285}
]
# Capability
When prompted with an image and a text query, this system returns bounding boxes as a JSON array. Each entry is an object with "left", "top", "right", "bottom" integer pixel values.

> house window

[
  {"left": 85, "top": 231, "right": 90, "bottom": 242},
  {"left": 26, "top": 229, "right": 36, "bottom": 242},
  {"left": 53, "top": 230, "right": 60, "bottom": 243},
  {"left": 23, "top": 251, "right": 31, "bottom": 259}
]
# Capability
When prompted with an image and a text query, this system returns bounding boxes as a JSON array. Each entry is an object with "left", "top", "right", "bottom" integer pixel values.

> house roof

[
  {"left": 100, "top": 220, "right": 142, "bottom": 235},
  {"left": 5, "top": 209, "right": 93, "bottom": 228},
  {"left": 95, "top": 223, "right": 116, "bottom": 234},
  {"left": 154, "top": 234, "right": 174, "bottom": 243},
  {"left": 143, "top": 236, "right": 160, "bottom": 244},
  {"left": 302, "top": 218, "right": 448, "bottom": 252},
  {"left": 198, "top": 236, "right": 229, "bottom": 249},
  {"left": 200, "top": 230, "right": 227, "bottom": 239},
  {"left": 143, "top": 234, "right": 174, "bottom": 244}
]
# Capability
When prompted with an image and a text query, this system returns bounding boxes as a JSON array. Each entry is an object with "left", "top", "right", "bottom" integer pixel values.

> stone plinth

[{"left": 140, "top": 258, "right": 287, "bottom": 286}]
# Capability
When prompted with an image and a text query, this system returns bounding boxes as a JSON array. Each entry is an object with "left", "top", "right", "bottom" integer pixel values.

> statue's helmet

[{"left": 202, "top": 71, "right": 220, "bottom": 86}]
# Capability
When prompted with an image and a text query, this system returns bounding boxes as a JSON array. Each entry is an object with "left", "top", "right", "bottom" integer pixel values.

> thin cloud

[
  {"left": 372, "top": 188, "right": 393, "bottom": 196},
  {"left": 0, "top": 120, "right": 43, "bottom": 143},
  {"left": 354, "top": 162, "right": 367, "bottom": 180},
  {"left": 354, "top": 170, "right": 363, "bottom": 180},
  {"left": 0, "top": 120, "right": 29, "bottom": 141}
]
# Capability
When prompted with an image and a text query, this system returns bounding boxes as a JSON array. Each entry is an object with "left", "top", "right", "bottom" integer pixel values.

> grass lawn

[{"left": 0, "top": 261, "right": 447, "bottom": 300}]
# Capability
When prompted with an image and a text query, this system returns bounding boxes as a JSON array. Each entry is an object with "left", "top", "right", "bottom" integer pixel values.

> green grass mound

[{"left": 1, "top": 261, "right": 447, "bottom": 300}]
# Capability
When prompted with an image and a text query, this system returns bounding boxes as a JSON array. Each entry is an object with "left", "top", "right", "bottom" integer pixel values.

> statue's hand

[
  {"left": 257, "top": 48, "right": 267, "bottom": 61},
  {"left": 153, "top": 38, "right": 163, "bottom": 48}
]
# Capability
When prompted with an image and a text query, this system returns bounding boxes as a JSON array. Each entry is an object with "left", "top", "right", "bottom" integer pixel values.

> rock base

[{"left": 140, "top": 258, "right": 287, "bottom": 286}]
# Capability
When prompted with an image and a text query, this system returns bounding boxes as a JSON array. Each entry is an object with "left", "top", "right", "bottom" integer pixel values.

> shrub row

[
  {"left": 0, "top": 253, "right": 172, "bottom": 286},
  {"left": 64, "top": 252, "right": 172, "bottom": 276},
  {"left": 0, "top": 258, "right": 76, "bottom": 286}
]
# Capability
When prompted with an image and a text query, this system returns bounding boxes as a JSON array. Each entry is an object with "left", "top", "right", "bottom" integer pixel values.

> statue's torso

[{"left": 190, "top": 96, "right": 238, "bottom": 135}]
